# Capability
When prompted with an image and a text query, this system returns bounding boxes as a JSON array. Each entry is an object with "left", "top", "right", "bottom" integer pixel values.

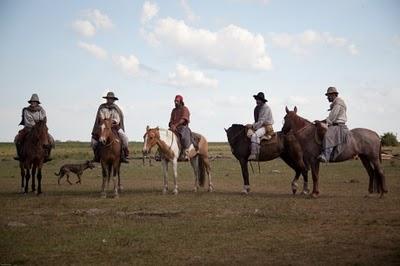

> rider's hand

[{"left": 170, "top": 125, "right": 177, "bottom": 131}]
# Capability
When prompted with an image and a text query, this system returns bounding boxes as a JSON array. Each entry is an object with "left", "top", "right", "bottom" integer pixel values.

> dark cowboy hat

[
  {"left": 103, "top": 91, "right": 119, "bottom": 100},
  {"left": 325, "top": 87, "right": 339, "bottom": 96},
  {"left": 28, "top": 93, "right": 41, "bottom": 104},
  {"left": 253, "top": 92, "right": 267, "bottom": 102}
]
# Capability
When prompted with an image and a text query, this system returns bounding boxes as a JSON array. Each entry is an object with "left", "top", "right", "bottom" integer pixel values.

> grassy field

[{"left": 0, "top": 142, "right": 399, "bottom": 265}]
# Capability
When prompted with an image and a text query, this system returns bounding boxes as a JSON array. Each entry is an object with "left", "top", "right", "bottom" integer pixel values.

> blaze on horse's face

[
  {"left": 99, "top": 119, "right": 113, "bottom": 145},
  {"left": 143, "top": 127, "right": 159, "bottom": 155},
  {"left": 282, "top": 106, "right": 298, "bottom": 134}
]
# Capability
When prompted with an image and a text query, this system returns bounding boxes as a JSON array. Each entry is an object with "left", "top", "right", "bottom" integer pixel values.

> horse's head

[
  {"left": 31, "top": 120, "right": 48, "bottom": 144},
  {"left": 142, "top": 126, "right": 160, "bottom": 155},
  {"left": 225, "top": 124, "right": 247, "bottom": 149},
  {"left": 282, "top": 106, "right": 298, "bottom": 134},
  {"left": 98, "top": 118, "right": 113, "bottom": 145}
]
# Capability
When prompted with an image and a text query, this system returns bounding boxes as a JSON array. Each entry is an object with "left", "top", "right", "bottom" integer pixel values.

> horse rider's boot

[
  {"left": 248, "top": 142, "right": 259, "bottom": 161},
  {"left": 43, "top": 144, "right": 53, "bottom": 162},
  {"left": 92, "top": 146, "right": 100, "bottom": 163},
  {"left": 121, "top": 147, "right": 130, "bottom": 163},
  {"left": 13, "top": 143, "right": 22, "bottom": 161}
]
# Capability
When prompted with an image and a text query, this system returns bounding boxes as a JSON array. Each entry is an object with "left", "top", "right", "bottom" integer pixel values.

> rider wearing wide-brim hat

[
  {"left": 246, "top": 91, "right": 274, "bottom": 161},
  {"left": 91, "top": 91, "right": 130, "bottom": 163},
  {"left": 317, "top": 86, "right": 348, "bottom": 163},
  {"left": 14, "top": 93, "right": 55, "bottom": 161}
]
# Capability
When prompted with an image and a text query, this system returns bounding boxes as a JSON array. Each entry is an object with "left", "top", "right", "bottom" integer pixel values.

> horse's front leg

[
  {"left": 190, "top": 156, "right": 199, "bottom": 192},
  {"left": 291, "top": 170, "right": 300, "bottom": 195},
  {"left": 310, "top": 161, "right": 320, "bottom": 198},
  {"left": 100, "top": 163, "right": 107, "bottom": 198},
  {"left": 172, "top": 159, "right": 178, "bottom": 195},
  {"left": 20, "top": 164, "right": 25, "bottom": 193},
  {"left": 112, "top": 165, "right": 119, "bottom": 198},
  {"left": 161, "top": 159, "right": 169, "bottom": 194},
  {"left": 31, "top": 166, "right": 36, "bottom": 192},
  {"left": 302, "top": 170, "right": 310, "bottom": 195},
  {"left": 36, "top": 167, "right": 42, "bottom": 195},
  {"left": 24, "top": 167, "right": 30, "bottom": 194},
  {"left": 239, "top": 158, "right": 250, "bottom": 194}
]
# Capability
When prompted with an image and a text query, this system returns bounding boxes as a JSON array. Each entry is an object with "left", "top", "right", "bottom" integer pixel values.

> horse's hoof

[
  {"left": 193, "top": 187, "right": 198, "bottom": 193},
  {"left": 292, "top": 189, "right": 297, "bottom": 195},
  {"left": 310, "top": 193, "right": 318, "bottom": 199},
  {"left": 100, "top": 193, "right": 107, "bottom": 199},
  {"left": 118, "top": 186, "right": 124, "bottom": 192},
  {"left": 208, "top": 186, "right": 214, "bottom": 192},
  {"left": 162, "top": 188, "right": 168, "bottom": 195},
  {"left": 173, "top": 189, "right": 178, "bottom": 195},
  {"left": 301, "top": 190, "right": 309, "bottom": 195},
  {"left": 241, "top": 189, "right": 249, "bottom": 195}
]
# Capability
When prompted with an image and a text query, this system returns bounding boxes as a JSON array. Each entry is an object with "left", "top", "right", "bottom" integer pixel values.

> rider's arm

[{"left": 326, "top": 104, "right": 340, "bottom": 125}]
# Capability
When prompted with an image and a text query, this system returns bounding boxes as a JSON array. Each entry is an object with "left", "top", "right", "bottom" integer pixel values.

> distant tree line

[{"left": 381, "top": 132, "right": 398, "bottom": 146}]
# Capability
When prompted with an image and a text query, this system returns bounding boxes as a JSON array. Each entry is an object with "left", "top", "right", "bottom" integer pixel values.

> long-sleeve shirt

[
  {"left": 253, "top": 103, "right": 274, "bottom": 130},
  {"left": 169, "top": 106, "right": 190, "bottom": 127},
  {"left": 326, "top": 97, "right": 347, "bottom": 125},
  {"left": 23, "top": 107, "right": 46, "bottom": 128}
]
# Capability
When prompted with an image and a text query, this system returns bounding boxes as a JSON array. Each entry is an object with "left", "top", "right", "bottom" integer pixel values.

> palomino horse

[
  {"left": 19, "top": 120, "right": 48, "bottom": 194},
  {"left": 282, "top": 106, "right": 388, "bottom": 198},
  {"left": 97, "top": 118, "right": 122, "bottom": 198},
  {"left": 225, "top": 124, "right": 309, "bottom": 194},
  {"left": 142, "top": 126, "right": 214, "bottom": 194}
]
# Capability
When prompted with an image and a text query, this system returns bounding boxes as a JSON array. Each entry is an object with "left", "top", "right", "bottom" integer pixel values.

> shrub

[{"left": 381, "top": 132, "right": 398, "bottom": 146}]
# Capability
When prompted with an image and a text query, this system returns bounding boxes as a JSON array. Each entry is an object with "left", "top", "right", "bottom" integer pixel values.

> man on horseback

[
  {"left": 169, "top": 95, "right": 192, "bottom": 160},
  {"left": 317, "top": 87, "right": 348, "bottom": 163},
  {"left": 247, "top": 92, "right": 274, "bottom": 161},
  {"left": 14, "top": 93, "right": 54, "bottom": 162},
  {"left": 91, "top": 92, "right": 129, "bottom": 163}
]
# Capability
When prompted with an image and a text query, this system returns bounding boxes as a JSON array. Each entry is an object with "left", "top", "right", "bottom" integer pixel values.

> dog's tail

[{"left": 54, "top": 171, "right": 61, "bottom": 176}]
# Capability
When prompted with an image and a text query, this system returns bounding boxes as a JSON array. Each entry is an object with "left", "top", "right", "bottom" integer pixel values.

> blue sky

[{"left": 1, "top": 0, "right": 399, "bottom": 141}]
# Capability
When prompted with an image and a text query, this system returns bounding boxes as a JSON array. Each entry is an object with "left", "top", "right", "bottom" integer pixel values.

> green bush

[{"left": 381, "top": 132, "right": 398, "bottom": 146}]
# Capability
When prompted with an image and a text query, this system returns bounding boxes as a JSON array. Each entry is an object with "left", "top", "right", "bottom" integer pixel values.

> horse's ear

[
  {"left": 156, "top": 126, "right": 159, "bottom": 130},
  {"left": 224, "top": 128, "right": 227, "bottom": 133},
  {"left": 146, "top": 125, "right": 149, "bottom": 131},
  {"left": 294, "top": 106, "right": 297, "bottom": 113},
  {"left": 285, "top": 106, "right": 289, "bottom": 114}
]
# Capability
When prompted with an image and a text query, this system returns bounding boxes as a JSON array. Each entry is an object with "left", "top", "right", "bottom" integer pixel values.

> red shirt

[{"left": 169, "top": 106, "right": 190, "bottom": 127}]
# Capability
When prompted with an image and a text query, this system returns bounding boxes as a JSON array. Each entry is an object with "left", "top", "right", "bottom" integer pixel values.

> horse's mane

[{"left": 291, "top": 112, "right": 312, "bottom": 128}]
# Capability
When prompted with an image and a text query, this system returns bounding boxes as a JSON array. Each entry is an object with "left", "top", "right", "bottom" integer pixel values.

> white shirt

[
  {"left": 99, "top": 107, "right": 121, "bottom": 124},
  {"left": 24, "top": 108, "right": 46, "bottom": 128},
  {"left": 326, "top": 97, "right": 347, "bottom": 125}
]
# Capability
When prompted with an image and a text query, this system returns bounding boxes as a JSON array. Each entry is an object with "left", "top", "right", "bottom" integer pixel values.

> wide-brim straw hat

[
  {"left": 253, "top": 92, "right": 268, "bottom": 102},
  {"left": 103, "top": 91, "right": 119, "bottom": 100},
  {"left": 28, "top": 93, "right": 41, "bottom": 104},
  {"left": 325, "top": 87, "right": 339, "bottom": 95}
]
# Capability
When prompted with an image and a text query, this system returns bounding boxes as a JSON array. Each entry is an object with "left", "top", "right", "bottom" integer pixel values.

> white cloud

[
  {"left": 269, "top": 30, "right": 359, "bottom": 56},
  {"left": 141, "top": 1, "right": 159, "bottom": 24},
  {"left": 77, "top": 41, "right": 108, "bottom": 59},
  {"left": 84, "top": 9, "right": 113, "bottom": 29},
  {"left": 73, "top": 9, "right": 113, "bottom": 37},
  {"left": 73, "top": 20, "right": 96, "bottom": 37},
  {"left": 112, "top": 54, "right": 141, "bottom": 76},
  {"left": 145, "top": 17, "right": 272, "bottom": 71},
  {"left": 180, "top": 0, "right": 199, "bottom": 22},
  {"left": 167, "top": 64, "right": 218, "bottom": 89}
]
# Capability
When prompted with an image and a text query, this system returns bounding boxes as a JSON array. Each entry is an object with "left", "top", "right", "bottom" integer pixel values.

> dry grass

[{"left": 0, "top": 142, "right": 399, "bottom": 265}]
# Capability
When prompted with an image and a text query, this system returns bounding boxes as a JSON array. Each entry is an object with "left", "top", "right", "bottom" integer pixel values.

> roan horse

[
  {"left": 19, "top": 120, "right": 48, "bottom": 194},
  {"left": 97, "top": 118, "right": 122, "bottom": 198},
  {"left": 225, "top": 124, "right": 309, "bottom": 194},
  {"left": 143, "top": 126, "right": 214, "bottom": 194},
  {"left": 282, "top": 106, "right": 388, "bottom": 198}
]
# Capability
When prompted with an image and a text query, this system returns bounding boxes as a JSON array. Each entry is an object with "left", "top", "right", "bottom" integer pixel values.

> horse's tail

[
  {"left": 198, "top": 156, "right": 206, "bottom": 187},
  {"left": 379, "top": 142, "right": 382, "bottom": 163}
]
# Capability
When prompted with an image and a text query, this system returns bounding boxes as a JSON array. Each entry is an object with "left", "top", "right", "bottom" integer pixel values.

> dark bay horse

[
  {"left": 97, "top": 118, "right": 122, "bottom": 198},
  {"left": 225, "top": 124, "right": 309, "bottom": 194},
  {"left": 282, "top": 106, "right": 387, "bottom": 198},
  {"left": 19, "top": 120, "right": 48, "bottom": 194}
]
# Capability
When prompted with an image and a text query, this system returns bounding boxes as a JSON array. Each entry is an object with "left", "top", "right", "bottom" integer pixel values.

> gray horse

[{"left": 282, "top": 106, "right": 387, "bottom": 198}]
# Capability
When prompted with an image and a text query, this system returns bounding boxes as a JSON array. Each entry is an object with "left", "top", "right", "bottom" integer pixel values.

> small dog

[{"left": 55, "top": 160, "right": 95, "bottom": 185}]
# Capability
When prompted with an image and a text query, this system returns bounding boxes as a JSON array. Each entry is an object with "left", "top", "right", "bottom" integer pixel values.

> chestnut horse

[
  {"left": 282, "top": 106, "right": 387, "bottom": 198},
  {"left": 142, "top": 126, "right": 213, "bottom": 194},
  {"left": 225, "top": 124, "right": 309, "bottom": 194},
  {"left": 19, "top": 120, "right": 48, "bottom": 194},
  {"left": 97, "top": 118, "right": 122, "bottom": 198}
]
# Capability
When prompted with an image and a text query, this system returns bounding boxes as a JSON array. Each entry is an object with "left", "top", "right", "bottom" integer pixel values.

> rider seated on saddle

[
  {"left": 317, "top": 87, "right": 348, "bottom": 163},
  {"left": 14, "top": 94, "right": 54, "bottom": 162},
  {"left": 246, "top": 92, "right": 274, "bottom": 161},
  {"left": 168, "top": 95, "right": 193, "bottom": 161},
  {"left": 91, "top": 92, "right": 129, "bottom": 163}
]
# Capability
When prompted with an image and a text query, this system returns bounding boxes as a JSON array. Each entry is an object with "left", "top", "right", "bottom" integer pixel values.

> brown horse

[
  {"left": 143, "top": 126, "right": 213, "bottom": 194},
  {"left": 97, "top": 118, "right": 122, "bottom": 198},
  {"left": 282, "top": 106, "right": 388, "bottom": 198},
  {"left": 19, "top": 120, "right": 48, "bottom": 194}
]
